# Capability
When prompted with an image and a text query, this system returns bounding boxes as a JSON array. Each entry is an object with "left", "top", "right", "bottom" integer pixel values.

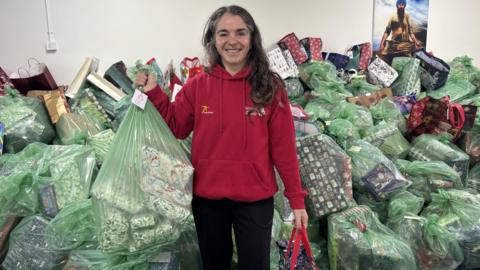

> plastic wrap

[
  {"left": 284, "top": 77, "right": 304, "bottom": 99},
  {"left": 391, "top": 57, "right": 421, "bottom": 96},
  {"left": 467, "top": 164, "right": 480, "bottom": 192},
  {"left": 0, "top": 88, "right": 55, "bottom": 153},
  {"left": 298, "top": 60, "right": 341, "bottom": 89},
  {"left": 71, "top": 87, "right": 113, "bottom": 129},
  {"left": 448, "top": 56, "right": 480, "bottom": 88},
  {"left": 408, "top": 134, "right": 470, "bottom": 184},
  {"left": 395, "top": 159, "right": 462, "bottom": 201},
  {"left": 91, "top": 100, "right": 193, "bottom": 253},
  {"left": 328, "top": 205, "right": 416, "bottom": 270},
  {"left": 422, "top": 189, "right": 480, "bottom": 269},
  {"left": 346, "top": 140, "right": 410, "bottom": 200},
  {"left": 427, "top": 76, "right": 476, "bottom": 103},
  {"left": 294, "top": 119, "right": 324, "bottom": 138}
]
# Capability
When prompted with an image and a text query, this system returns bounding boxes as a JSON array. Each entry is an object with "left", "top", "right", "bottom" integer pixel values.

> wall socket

[{"left": 45, "top": 39, "right": 58, "bottom": 52}]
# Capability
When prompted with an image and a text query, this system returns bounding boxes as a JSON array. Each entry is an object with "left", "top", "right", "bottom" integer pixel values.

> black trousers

[{"left": 192, "top": 195, "right": 274, "bottom": 270}]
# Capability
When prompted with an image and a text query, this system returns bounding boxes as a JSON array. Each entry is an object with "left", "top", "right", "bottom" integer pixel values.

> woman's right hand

[{"left": 134, "top": 72, "right": 157, "bottom": 93}]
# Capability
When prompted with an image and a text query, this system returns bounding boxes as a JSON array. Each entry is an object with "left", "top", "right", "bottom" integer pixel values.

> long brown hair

[{"left": 202, "top": 5, "right": 283, "bottom": 108}]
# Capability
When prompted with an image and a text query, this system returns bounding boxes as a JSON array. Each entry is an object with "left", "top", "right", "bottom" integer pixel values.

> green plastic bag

[
  {"left": 408, "top": 134, "right": 470, "bottom": 184},
  {"left": 0, "top": 88, "right": 55, "bottom": 153},
  {"left": 71, "top": 87, "right": 113, "bottom": 129},
  {"left": 2, "top": 215, "right": 65, "bottom": 270},
  {"left": 388, "top": 214, "right": 464, "bottom": 270},
  {"left": 345, "top": 78, "right": 379, "bottom": 97},
  {"left": 395, "top": 159, "right": 462, "bottom": 201},
  {"left": 391, "top": 57, "right": 421, "bottom": 96},
  {"left": 369, "top": 98, "right": 407, "bottom": 134},
  {"left": 427, "top": 76, "right": 476, "bottom": 103},
  {"left": 91, "top": 100, "right": 193, "bottom": 253},
  {"left": 327, "top": 119, "right": 360, "bottom": 149},
  {"left": 362, "top": 122, "right": 411, "bottom": 160},
  {"left": 449, "top": 55, "right": 480, "bottom": 88},
  {"left": 354, "top": 192, "right": 388, "bottom": 223},
  {"left": 284, "top": 77, "right": 304, "bottom": 99},
  {"left": 330, "top": 102, "right": 374, "bottom": 132},
  {"left": 387, "top": 191, "right": 424, "bottom": 221},
  {"left": 328, "top": 205, "right": 416, "bottom": 270},
  {"left": 56, "top": 113, "right": 102, "bottom": 145},
  {"left": 35, "top": 144, "right": 96, "bottom": 214},
  {"left": 346, "top": 140, "right": 410, "bottom": 199},
  {"left": 298, "top": 61, "right": 341, "bottom": 89},
  {"left": 46, "top": 199, "right": 96, "bottom": 251},
  {"left": 422, "top": 189, "right": 480, "bottom": 269},
  {"left": 85, "top": 129, "right": 115, "bottom": 165},
  {"left": 304, "top": 99, "right": 332, "bottom": 121}
]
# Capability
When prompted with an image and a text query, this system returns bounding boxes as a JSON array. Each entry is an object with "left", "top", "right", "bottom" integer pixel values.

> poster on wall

[{"left": 372, "top": 0, "right": 429, "bottom": 64}]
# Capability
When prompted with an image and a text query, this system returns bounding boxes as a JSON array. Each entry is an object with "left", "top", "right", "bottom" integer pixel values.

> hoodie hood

[{"left": 209, "top": 64, "right": 251, "bottom": 149}]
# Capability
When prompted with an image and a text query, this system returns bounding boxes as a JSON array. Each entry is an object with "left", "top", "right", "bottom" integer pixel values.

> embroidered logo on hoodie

[{"left": 201, "top": 105, "right": 214, "bottom": 114}]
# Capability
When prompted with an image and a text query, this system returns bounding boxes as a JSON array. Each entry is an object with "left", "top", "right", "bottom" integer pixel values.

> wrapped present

[
  {"left": 268, "top": 47, "right": 297, "bottom": 79},
  {"left": 104, "top": 60, "right": 135, "bottom": 95},
  {"left": 428, "top": 76, "right": 476, "bottom": 103},
  {"left": 26, "top": 86, "right": 71, "bottom": 124},
  {"left": 55, "top": 113, "right": 102, "bottom": 145},
  {"left": 296, "top": 134, "right": 353, "bottom": 219},
  {"left": 293, "top": 119, "right": 323, "bottom": 138},
  {"left": 2, "top": 215, "right": 65, "bottom": 270},
  {"left": 362, "top": 122, "right": 411, "bottom": 160},
  {"left": 414, "top": 49, "right": 450, "bottom": 90},
  {"left": 408, "top": 134, "right": 470, "bottom": 184},
  {"left": 278, "top": 33, "right": 308, "bottom": 65},
  {"left": 391, "top": 57, "right": 421, "bottom": 96},
  {"left": 367, "top": 57, "right": 399, "bottom": 88},
  {"left": 328, "top": 206, "right": 416, "bottom": 270},
  {"left": 346, "top": 88, "right": 392, "bottom": 109},
  {"left": 300, "top": 37, "right": 323, "bottom": 61}
]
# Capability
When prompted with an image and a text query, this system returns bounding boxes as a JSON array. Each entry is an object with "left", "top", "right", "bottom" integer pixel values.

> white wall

[{"left": 0, "top": 0, "right": 479, "bottom": 86}]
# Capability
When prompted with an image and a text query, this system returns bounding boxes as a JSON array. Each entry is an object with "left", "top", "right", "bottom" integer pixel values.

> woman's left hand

[{"left": 292, "top": 209, "right": 308, "bottom": 230}]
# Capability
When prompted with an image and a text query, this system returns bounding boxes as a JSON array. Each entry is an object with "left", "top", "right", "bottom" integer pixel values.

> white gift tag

[
  {"left": 171, "top": 83, "right": 183, "bottom": 102},
  {"left": 132, "top": 89, "right": 148, "bottom": 109}
]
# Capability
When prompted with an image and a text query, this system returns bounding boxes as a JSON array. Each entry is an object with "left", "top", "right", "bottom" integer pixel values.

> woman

[{"left": 136, "top": 5, "right": 308, "bottom": 270}]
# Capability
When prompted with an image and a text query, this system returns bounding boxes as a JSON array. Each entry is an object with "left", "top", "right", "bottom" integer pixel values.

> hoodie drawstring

[
  {"left": 242, "top": 79, "right": 247, "bottom": 150},
  {"left": 220, "top": 79, "right": 224, "bottom": 135}
]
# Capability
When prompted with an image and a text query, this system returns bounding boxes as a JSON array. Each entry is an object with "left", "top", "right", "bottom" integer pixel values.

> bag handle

[
  {"left": 448, "top": 103, "right": 465, "bottom": 129},
  {"left": 17, "top": 67, "right": 30, "bottom": 78},
  {"left": 181, "top": 57, "right": 200, "bottom": 68},
  {"left": 287, "top": 227, "right": 318, "bottom": 270},
  {"left": 27, "top": 57, "right": 40, "bottom": 68}
]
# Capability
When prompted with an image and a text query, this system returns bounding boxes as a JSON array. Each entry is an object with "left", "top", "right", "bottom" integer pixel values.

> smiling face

[{"left": 214, "top": 13, "right": 252, "bottom": 74}]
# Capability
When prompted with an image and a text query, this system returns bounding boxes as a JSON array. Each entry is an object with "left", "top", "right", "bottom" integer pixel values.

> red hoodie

[{"left": 146, "top": 64, "right": 306, "bottom": 209}]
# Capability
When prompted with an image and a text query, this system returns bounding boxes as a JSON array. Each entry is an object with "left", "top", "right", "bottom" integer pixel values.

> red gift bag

[
  {"left": 408, "top": 96, "right": 465, "bottom": 141},
  {"left": 278, "top": 33, "right": 309, "bottom": 65},
  {"left": 9, "top": 58, "right": 58, "bottom": 94},
  {"left": 283, "top": 226, "right": 319, "bottom": 270},
  {"left": 0, "top": 67, "right": 13, "bottom": 96}
]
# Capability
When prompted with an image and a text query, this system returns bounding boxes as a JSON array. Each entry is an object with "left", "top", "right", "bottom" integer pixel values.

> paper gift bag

[
  {"left": 278, "top": 33, "right": 309, "bottom": 65},
  {"left": 0, "top": 67, "right": 13, "bottom": 95},
  {"left": 414, "top": 48, "right": 450, "bottom": 90},
  {"left": 346, "top": 42, "right": 372, "bottom": 71},
  {"left": 408, "top": 96, "right": 465, "bottom": 141},
  {"left": 179, "top": 57, "right": 203, "bottom": 83},
  {"left": 9, "top": 58, "right": 58, "bottom": 94},
  {"left": 26, "top": 86, "right": 71, "bottom": 124},
  {"left": 366, "top": 57, "right": 399, "bottom": 88},
  {"left": 321, "top": 52, "right": 350, "bottom": 70},
  {"left": 300, "top": 37, "right": 323, "bottom": 61},
  {"left": 104, "top": 61, "right": 135, "bottom": 95}
]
